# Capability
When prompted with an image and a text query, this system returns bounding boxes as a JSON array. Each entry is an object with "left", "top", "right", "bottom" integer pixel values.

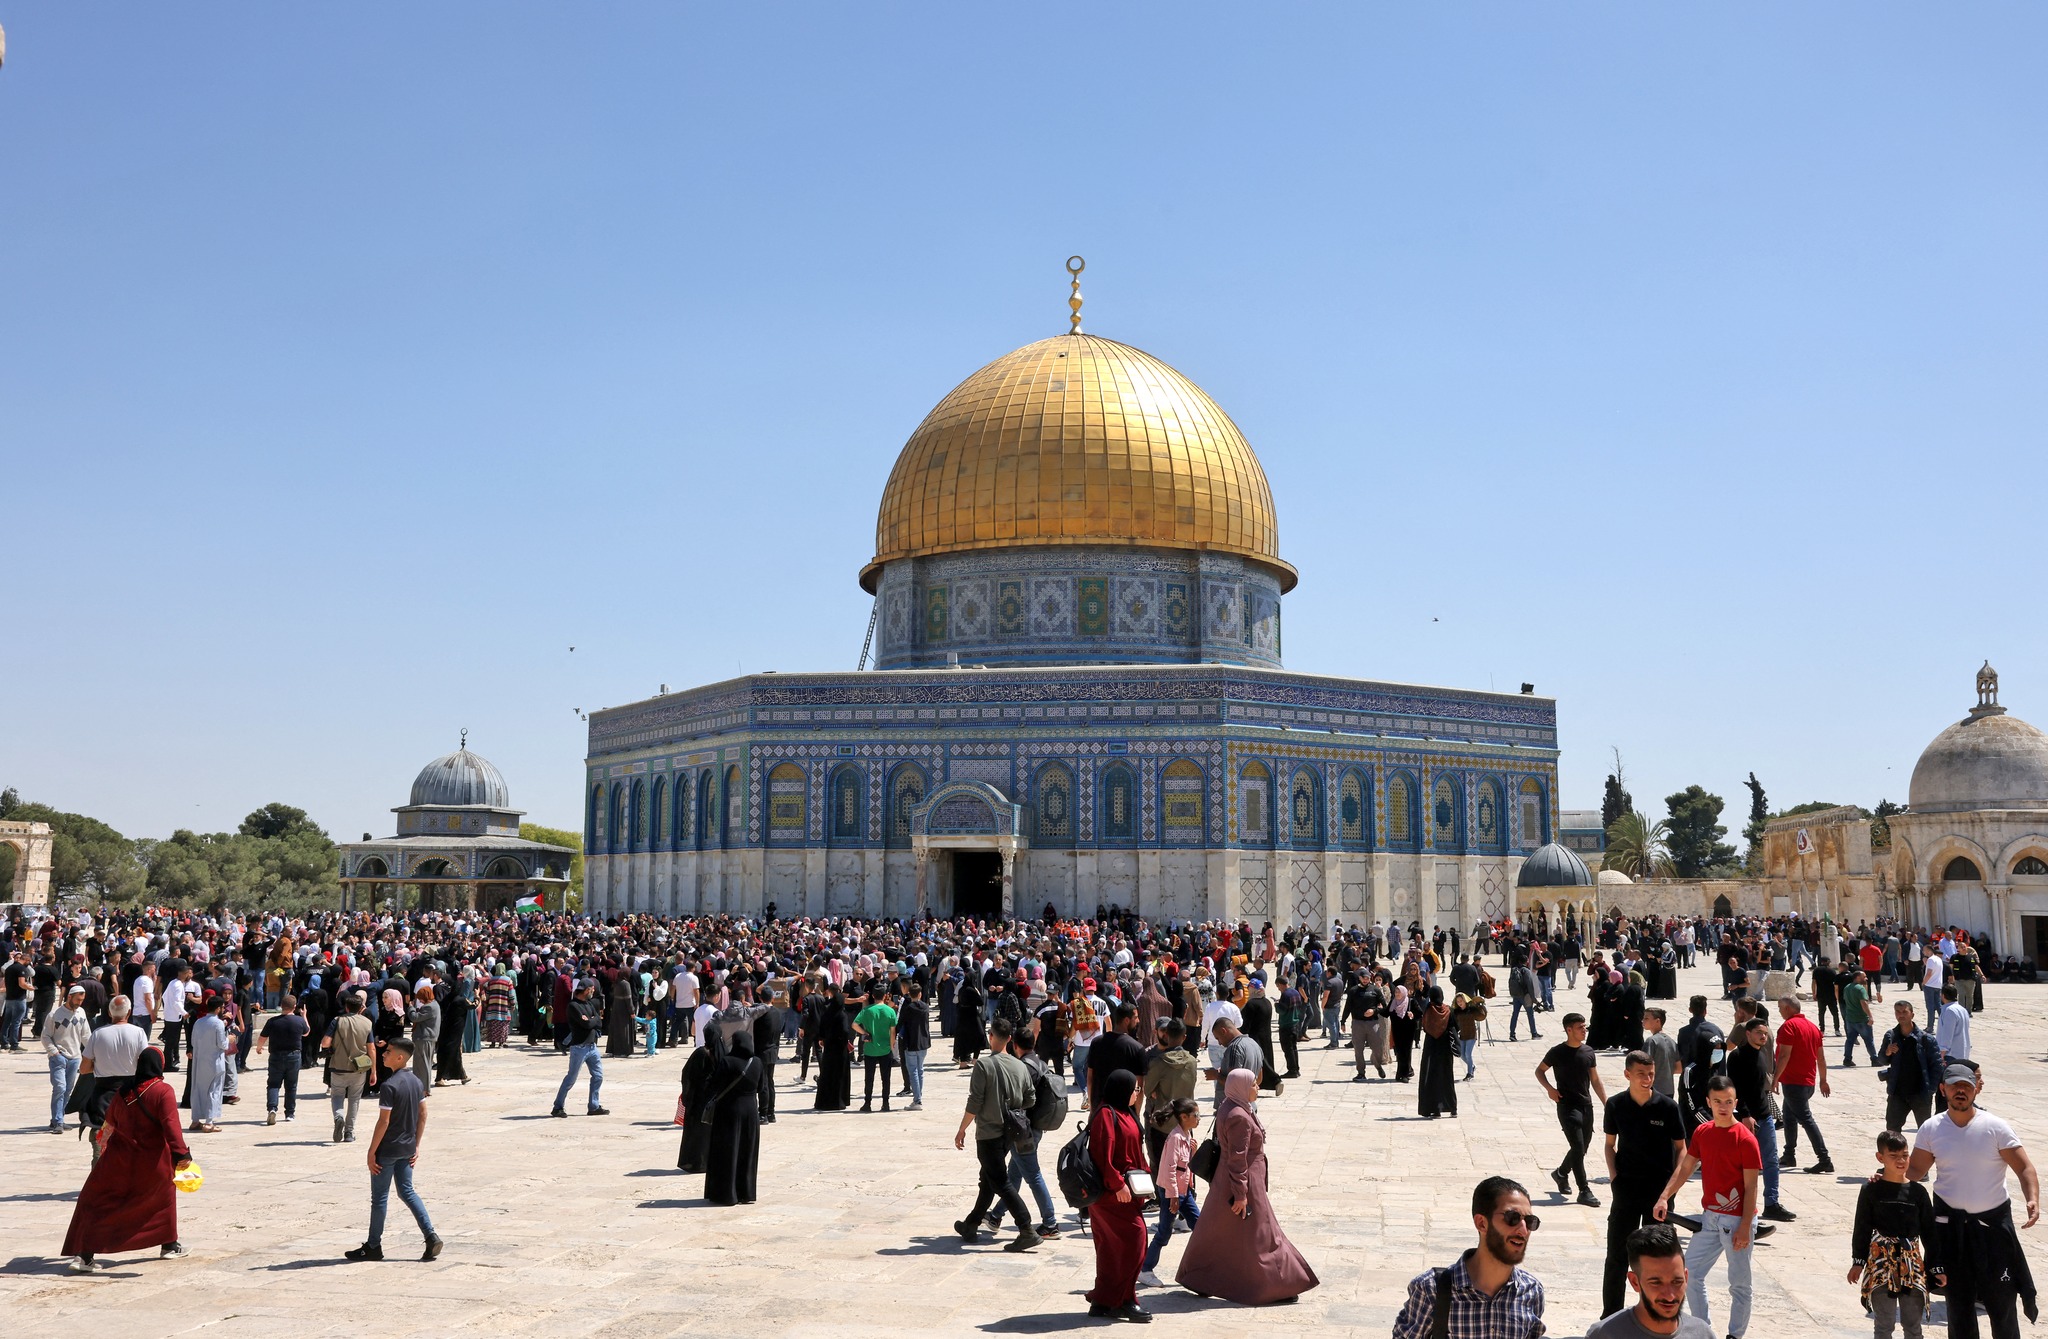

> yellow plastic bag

[{"left": 172, "top": 1162, "right": 203, "bottom": 1193}]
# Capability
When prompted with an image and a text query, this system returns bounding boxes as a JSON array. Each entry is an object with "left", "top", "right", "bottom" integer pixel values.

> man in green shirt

[
  {"left": 1841, "top": 970, "right": 1877, "bottom": 1067},
  {"left": 854, "top": 992, "right": 899, "bottom": 1113},
  {"left": 953, "top": 1018, "right": 1041, "bottom": 1251}
]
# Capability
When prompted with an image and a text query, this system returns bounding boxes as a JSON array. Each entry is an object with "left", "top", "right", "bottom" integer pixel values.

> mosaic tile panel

[
  {"left": 1078, "top": 577, "right": 1109, "bottom": 637},
  {"left": 1163, "top": 582, "right": 1190, "bottom": 639},
  {"left": 995, "top": 580, "right": 1025, "bottom": 639},
  {"left": 925, "top": 587, "right": 949, "bottom": 643},
  {"left": 1030, "top": 578, "right": 1074, "bottom": 638},
  {"left": 953, "top": 579, "right": 991, "bottom": 641},
  {"left": 1112, "top": 577, "right": 1160, "bottom": 638}
]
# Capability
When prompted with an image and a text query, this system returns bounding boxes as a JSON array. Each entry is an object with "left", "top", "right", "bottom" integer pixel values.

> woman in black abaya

[
  {"left": 606, "top": 975, "right": 637, "bottom": 1058},
  {"left": 1416, "top": 986, "right": 1458, "bottom": 1120},
  {"left": 677, "top": 1027, "right": 728, "bottom": 1173},
  {"left": 812, "top": 985, "right": 853, "bottom": 1111},
  {"left": 704, "top": 1033, "right": 764, "bottom": 1206},
  {"left": 436, "top": 976, "right": 471, "bottom": 1084},
  {"left": 952, "top": 975, "right": 987, "bottom": 1068}
]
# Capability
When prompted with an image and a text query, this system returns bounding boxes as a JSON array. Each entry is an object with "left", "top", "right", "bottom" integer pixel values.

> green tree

[
  {"left": 521, "top": 822, "right": 584, "bottom": 912},
  {"left": 1871, "top": 798, "right": 1901, "bottom": 850},
  {"left": 0, "top": 841, "right": 16, "bottom": 893},
  {"left": 1742, "top": 772, "right": 1769, "bottom": 875},
  {"left": 238, "top": 802, "right": 325, "bottom": 841},
  {"left": 1665, "top": 786, "right": 1738, "bottom": 878},
  {"left": 6, "top": 801, "right": 145, "bottom": 901},
  {"left": 0, "top": 786, "right": 20, "bottom": 817},
  {"left": 1605, "top": 811, "right": 1674, "bottom": 879}
]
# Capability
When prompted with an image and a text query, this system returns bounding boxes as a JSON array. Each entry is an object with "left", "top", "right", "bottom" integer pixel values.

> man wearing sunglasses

[{"left": 1392, "top": 1175, "right": 1547, "bottom": 1339}]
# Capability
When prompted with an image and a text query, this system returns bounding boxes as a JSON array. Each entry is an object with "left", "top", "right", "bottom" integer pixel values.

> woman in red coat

[
  {"left": 62, "top": 1046, "right": 193, "bottom": 1273},
  {"left": 1086, "top": 1067, "right": 1152, "bottom": 1323}
]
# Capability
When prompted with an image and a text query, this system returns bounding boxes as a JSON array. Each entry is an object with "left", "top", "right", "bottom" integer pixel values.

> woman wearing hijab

[
  {"left": 186, "top": 995, "right": 229, "bottom": 1133},
  {"left": 460, "top": 969, "right": 482, "bottom": 1054},
  {"left": 300, "top": 976, "right": 331, "bottom": 1071},
  {"left": 1388, "top": 982, "right": 1418, "bottom": 1084},
  {"left": 436, "top": 977, "right": 471, "bottom": 1083},
  {"left": 1415, "top": 985, "right": 1457, "bottom": 1119},
  {"left": 605, "top": 974, "right": 637, "bottom": 1058},
  {"left": 63, "top": 1047, "right": 194, "bottom": 1272},
  {"left": 1084, "top": 1068, "right": 1151, "bottom": 1323},
  {"left": 812, "top": 984, "right": 853, "bottom": 1111},
  {"left": 952, "top": 971, "right": 987, "bottom": 1068},
  {"left": 704, "top": 1032, "right": 764, "bottom": 1206},
  {"left": 1175, "top": 1069, "right": 1318, "bottom": 1305},
  {"left": 483, "top": 965, "right": 516, "bottom": 1048},
  {"left": 1238, "top": 976, "right": 1283, "bottom": 1093},
  {"left": 410, "top": 983, "right": 441, "bottom": 1087},
  {"left": 676, "top": 1027, "right": 728, "bottom": 1174},
  {"left": 371, "top": 987, "right": 409, "bottom": 1092}
]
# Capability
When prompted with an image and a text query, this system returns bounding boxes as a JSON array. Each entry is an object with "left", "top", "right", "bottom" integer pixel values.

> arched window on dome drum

[
  {"left": 1519, "top": 778, "right": 1547, "bottom": 848},
  {"left": 830, "top": 765, "right": 862, "bottom": 843},
  {"left": 651, "top": 778, "right": 668, "bottom": 850},
  {"left": 1475, "top": 778, "right": 1505, "bottom": 854},
  {"left": 723, "top": 766, "right": 743, "bottom": 847},
  {"left": 697, "top": 770, "right": 716, "bottom": 849},
  {"left": 608, "top": 785, "right": 627, "bottom": 853},
  {"left": 630, "top": 780, "right": 648, "bottom": 852},
  {"left": 1340, "top": 769, "right": 1369, "bottom": 846},
  {"left": 587, "top": 784, "right": 604, "bottom": 853},
  {"left": 1385, "top": 771, "right": 1417, "bottom": 851},
  {"left": 673, "top": 775, "right": 691, "bottom": 848},
  {"left": 2016, "top": 856, "right": 2048, "bottom": 877},
  {"left": 1162, "top": 759, "right": 1204, "bottom": 844},
  {"left": 888, "top": 765, "right": 927, "bottom": 847},
  {"left": 768, "top": 763, "right": 805, "bottom": 841},
  {"left": 1036, "top": 763, "right": 1073, "bottom": 844},
  {"left": 1101, "top": 764, "right": 1137, "bottom": 842},
  {"left": 1290, "top": 768, "right": 1322, "bottom": 846},
  {"left": 1238, "top": 761, "right": 1271, "bottom": 844},
  {"left": 1943, "top": 856, "right": 1983, "bottom": 882}
]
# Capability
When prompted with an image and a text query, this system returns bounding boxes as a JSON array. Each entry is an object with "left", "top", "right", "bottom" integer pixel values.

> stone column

[
  {"left": 914, "top": 845, "right": 930, "bottom": 917},
  {"left": 1138, "top": 850, "right": 1162, "bottom": 921},
  {"left": 805, "top": 849, "right": 827, "bottom": 921},
  {"left": 1988, "top": 885, "right": 2013, "bottom": 957},
  {"left": 1001, "top": 844, "right": 1017, "bottom": 921}
]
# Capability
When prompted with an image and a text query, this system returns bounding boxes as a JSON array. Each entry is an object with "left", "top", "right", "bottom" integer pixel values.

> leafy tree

[
  {"left": 0, "top": 786, "right": 19, "bottom": 817},
  {"left": 1601, "top": 776, "right": 1633, "bottom": 835},
  {"left": 1775, "top": 800, "right": 1866, "bottom": 820},
  {"left": 521, "top": 822, "right": 584, "bottom": 912},
  {"left": 0, "top": 841, "right": 15, "bottom": 893},
  {"left": 1742, "top": 772, "right": 1769, "bottom": 875},
  {"left": 1871, "top": 798, "right": 1901, "bottom": 850},
  {"left": 1605, "top": 811, "right": 1674, "bottom": 879},
  {"left": 1665, "top": 785, "right": 1738, "bottom": 878},
  {"left": 239, "top": 802, "right": 326, "bottom": 841},
  {"left": 6, "top": 801, "right": 145, "bottom": 901}
]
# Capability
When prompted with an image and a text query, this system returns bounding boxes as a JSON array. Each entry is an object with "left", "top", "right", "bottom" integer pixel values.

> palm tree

[{"left": 1604, "top": 810, "right": 1674, "bottom": 880}]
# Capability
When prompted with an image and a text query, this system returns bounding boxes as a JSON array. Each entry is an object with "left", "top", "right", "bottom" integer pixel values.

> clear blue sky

[{"left": 6, "top": 6, "right": 2046, "bottom": 843}]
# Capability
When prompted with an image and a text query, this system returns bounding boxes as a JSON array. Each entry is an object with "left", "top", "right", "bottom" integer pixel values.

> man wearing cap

[
  {"left": 1909, "top": 1064, "right": 2040, "bottom": 1339},
  {"left": 42, "top": 984, "right": 91, "bottom": 1133},
  {"left": 550, "top": 979, "right": 609, "bottom": 1118}
]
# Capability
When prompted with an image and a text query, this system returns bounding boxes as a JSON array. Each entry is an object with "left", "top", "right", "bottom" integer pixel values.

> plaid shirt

[{"left": 1392, "top": 1250, "right": 1546, "bottom": 1339}]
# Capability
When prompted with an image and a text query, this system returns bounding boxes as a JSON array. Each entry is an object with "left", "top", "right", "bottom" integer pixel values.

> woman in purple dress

[{"left": 1174, "top": 1069, "right": 1319, "bottom": 1306}]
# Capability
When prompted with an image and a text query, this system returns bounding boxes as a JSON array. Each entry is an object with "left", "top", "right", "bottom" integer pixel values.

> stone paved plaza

[{"left": 4, "top": 962, "right": 2043, "bottom": 1338}]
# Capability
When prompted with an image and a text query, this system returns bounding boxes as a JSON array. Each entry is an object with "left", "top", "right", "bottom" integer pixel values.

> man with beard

[
  {"left": 1653, "top": 1077, "right": 1765, "bottom": 1339},
  {"left": 1587, "top": 1224, "right": 1714, "bottom": 1338},
  {"left": 1909, "top": 1064, "right": 2041, "bottom": 1339},
  {"left": 1392, "top": 1175, "right": 1547, "bottom": 1338}
]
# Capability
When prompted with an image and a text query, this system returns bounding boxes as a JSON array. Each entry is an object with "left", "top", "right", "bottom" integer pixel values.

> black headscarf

[
  {"left": 1098, "top": 1067, "right": 1139, "bottom": 1114},
  {"left": 121, "top": 1044, "right": 166, "bottom": 1097}
]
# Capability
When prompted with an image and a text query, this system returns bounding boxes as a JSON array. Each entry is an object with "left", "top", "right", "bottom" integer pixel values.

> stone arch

[
  {"left": 722, "top": 765, "right": 743, "bottom": 847},
  {"left": 1474, "top": 776, "right": 1506, "bottom": 855},
  {"left": 1431, "top": 773, "right": 1464, "bottom": 853},
  {"left": 697, "top": 769, "right": 717, "bottom": 849},
  {"left": 673, "top": 773, "right": 692, "bottom": 848},
  {"left": 1923, "top": 835, "right": 1992, "bottom": 888},
  {"left": 651, "top": 777, "right": 669, "bottom": 850},
  {"left": 1289, "top": 766, "right": 1323, "bottom": 847},
  {"left": 1099, "top": 762, "right": 1138, "bottom": 842},
  {"left": 1034, "top": 762, "right": 1074, "bottom": 844},
  {"left": 1385, "top": 769, "right": 1420, "bottom": 851},
  {"left": 1518, "top": 777, "right": 1549, "bottom": 847},
  {"left": 767, "top": 762, "right": 807, "bottom": 842},
  {"left": 1944, "top": 855, "right": 1984, "bottom": 882},
  {"left": 1161, "top": 758, "right": 1205, "bottom": 844},
  {"left": 587, "top": 783, "right": 606, "bottom": 853},
  {"left": 1237, "top": 760, "right": 1273, "bottom": 845},
  {"left": 888, "top": 763, "right": 929, "bottom": 847},
  {"left": 1713, "top": 893, "right": 1733, "bottom": 918},
  {"left": 1339, "top": 768, "right": 1371, "bottom": 847},
  {"left": 1995, "top": 834, "right": 2048, "bottom": 877},
  {"left": 609, "top": 784, "right": 630, "bottom": 853},
  {"left": 630, "top": 779, "right": 648, "bottom": 852},
  {"left": 829, "top": 764, "right": 863, "bottom": 844}
]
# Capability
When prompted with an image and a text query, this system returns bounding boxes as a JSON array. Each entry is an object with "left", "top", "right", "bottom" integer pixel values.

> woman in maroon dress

[
  {"left": 1085, "top": 1068, "right": 1152, "bottom": 1323},
  {"left": 62, "top": 1046, "right": 194, "bottom": 1272},
  {"left": 1176, "top": 1068, "right": 1319, "bottom": 1305}
]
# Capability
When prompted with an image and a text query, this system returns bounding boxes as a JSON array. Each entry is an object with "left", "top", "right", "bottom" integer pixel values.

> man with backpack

[
  {"left": 983, "top": 1023, "right": 1067, "bottom": 1241},
  {"left": 953, "top": 1017, "right": 1042, "bottom": 1252},
  {"left": 1391, "top": 1175, "right": 1547, "bottom": 1338}
]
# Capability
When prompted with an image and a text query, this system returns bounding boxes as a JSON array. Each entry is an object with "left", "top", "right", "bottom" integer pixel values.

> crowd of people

[{"left": 4, "top": 900, "right": 2040, "bottom": 1334}]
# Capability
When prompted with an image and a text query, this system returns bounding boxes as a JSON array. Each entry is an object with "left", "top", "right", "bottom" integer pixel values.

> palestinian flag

[{"left": 515, "top": 894, "right": 544, "bottom": 913}]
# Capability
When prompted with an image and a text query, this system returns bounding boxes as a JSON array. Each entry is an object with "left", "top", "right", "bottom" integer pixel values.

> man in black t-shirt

[
  {"left": 1535, "top": 1013, "right": 1607, "bottom": 1207},
  {"left": 1599, "top": 1050, "right": 1686, "bottom": 1317},
  {"left": 1, "top": 950, "right": 30, "bottom": 1051},
  {"left": 256, "top": 994, "right": 312, "bottom": 1124},
  {"left": 1085, "top": 1002, "right": 1148, "bottom": 1109},
  {"left": 346, "top": 1036, "right": 440, "bottom": 1263},
  {"left": 31, "top": 953, "right": 60, "bottom": 1037}
]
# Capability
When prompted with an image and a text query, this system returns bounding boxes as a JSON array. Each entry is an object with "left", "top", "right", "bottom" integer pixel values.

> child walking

[
  {"left": 1138, "top": 1099, "right": 1203, "bottom": 1288},
  {"left": 1848, "top": 1129, "right": 1945, "bottom": 1339}
]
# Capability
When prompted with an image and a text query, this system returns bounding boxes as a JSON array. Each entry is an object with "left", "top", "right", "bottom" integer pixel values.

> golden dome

[{"left": 861, "top": 333, "right": 1293, "bottom": 592}]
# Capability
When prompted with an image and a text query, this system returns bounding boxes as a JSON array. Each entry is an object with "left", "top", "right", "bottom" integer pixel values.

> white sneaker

[
  {"left": 67, "top": 1258, "right": 99, "bottom": 1274},
  {"left": 1138, "top": 1270, "right": 1163, "bottom": 1289}
]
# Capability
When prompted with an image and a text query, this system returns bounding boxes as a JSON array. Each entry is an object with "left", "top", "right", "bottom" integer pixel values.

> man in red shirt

[
  {"left": 1858, "top": 940, "right": 1885, "bottom": 1002},
  {"left": 1655, "top": 1075, "right": 1762, "bottom": 1338},
  {"left": 1772, "top": 995, "right": 1834, "bottom": 1174}
]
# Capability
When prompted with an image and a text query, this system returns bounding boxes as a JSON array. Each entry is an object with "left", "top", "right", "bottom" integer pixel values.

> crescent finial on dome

[{"left": 1066, "top": 255, "right": 1084, "bottom": 334}]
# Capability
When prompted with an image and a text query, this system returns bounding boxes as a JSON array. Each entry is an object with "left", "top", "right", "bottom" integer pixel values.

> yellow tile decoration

[{"left": 862, "top": 334, "right": 1293, "bottom": 592}]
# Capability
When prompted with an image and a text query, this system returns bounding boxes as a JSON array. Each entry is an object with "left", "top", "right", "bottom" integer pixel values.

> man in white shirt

[
  {"left": 160, "top": 966, "right": 193, "bottom": 1071},
  {"left": 1936, "top": 984, "right": 1973, "bottom": 1064},
  {"left": 131, "top": 966, "right": 156, "bottom": 1038},
  {"left": 1200, "top": 995, "right": 1243, "bottom": 1072},
  {"left": 1911, "top": 1064, "right": 2039, "bottom": 1338},
  {"left": 1921, "top": 950, "right": 1946, "bottom": 1028},
  {"left": 43, "top": 985, "right": 92, "bottom": 1133}
]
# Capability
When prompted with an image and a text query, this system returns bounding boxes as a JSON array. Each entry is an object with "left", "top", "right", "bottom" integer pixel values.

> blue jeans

[
  {"left": 1510, "top": 999, "right": 1541, "bottom": 1038},
  {"left": 901, "top": 1049, "right": 926, "bottom": 1103},
  {"left": 986, "top": 1131, "right": 1057, "bottom": 1230},
  {"left": 1924, "top": 988, "right": 1943, "bottom": 1027},
  {"left": 1751, "top": 1115, "right": 1781, "bottom": 1206},
  {"left": 1143, "top": 1188, "right": 1201, "bottom": 1271},
  {"left": 1459, "top": 1037, "right": 1477, "bottom": 1076},
  {"left": 49, "top": 1053, "right": 79, "bottom": 1124},
  {"left": 267, "top": 1064, "right": 299, "bottom": 1118},
  {"left": 1843, "top": 1021, "right": 1877, "bottom": 1065},
  {"left": 0, "top": 999, "right": 25, "bottom": 1049},
  {"left": 1684, "top": 1208, "right": 1753, "bottom": 1336},
  {"left": 554, "top": 1043, "right": 603, "bottom": 1112},
  {"left": 368, "top": 1158, "right": 435, "bottom": 1247},
  {"left": 1538, "top": 975, "right": 1555, "bottom": 1008}
]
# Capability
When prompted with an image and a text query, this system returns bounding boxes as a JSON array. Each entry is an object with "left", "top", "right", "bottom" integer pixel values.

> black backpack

[
  {"left": 1025, "top": 1054, "right": 1070, "bottom": 1132},
  {"left": 1055, "top": 1119, "right": 1104, "bottom": 1209}
]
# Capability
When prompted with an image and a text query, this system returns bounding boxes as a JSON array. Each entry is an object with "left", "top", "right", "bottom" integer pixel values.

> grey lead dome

[
  {"left": 409, "top": 748, "right": 510, "bottom": 808},
  {"left": 1516, "top": 841, "right": 1593, "bottom": 888},
  {"left": 1909, "top": 709, "right": 2048, "bottom": 815}
]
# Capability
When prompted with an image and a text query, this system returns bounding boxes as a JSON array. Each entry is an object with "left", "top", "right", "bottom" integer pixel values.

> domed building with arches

[
  {"left": 582, "top": 268, "right": 1561, "bottom": 929},
  {"left": 340, "top": 740, "right": 575, "bottom": 913},
  {"left": 1887, "top": 663, "right": 2048, "bottom": 959}
]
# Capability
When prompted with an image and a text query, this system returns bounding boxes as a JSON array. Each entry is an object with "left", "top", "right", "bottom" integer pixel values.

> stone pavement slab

[{"left": 2, "top": 963, "right": 2043, "bottom": 1337}]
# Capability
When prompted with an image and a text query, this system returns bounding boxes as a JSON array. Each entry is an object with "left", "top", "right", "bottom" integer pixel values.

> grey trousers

[
  {"left": 329, "top": 1070, "right": 367, "bottom": 1137},
  {"left": 1870, "top": 1288, "right": 1924, "bottom": 1339}
]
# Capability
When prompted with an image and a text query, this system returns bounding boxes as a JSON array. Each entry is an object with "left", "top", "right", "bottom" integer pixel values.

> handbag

[
  {"left": 1190, "top": 1126, "right": 1222, "bottom": 1182},
  {"left": 1123, "top": 1168, "right": 1157, "bottom": 1200},
  {"left": 673, "top": 1093, "right": 689, "bottom": 1126}
]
